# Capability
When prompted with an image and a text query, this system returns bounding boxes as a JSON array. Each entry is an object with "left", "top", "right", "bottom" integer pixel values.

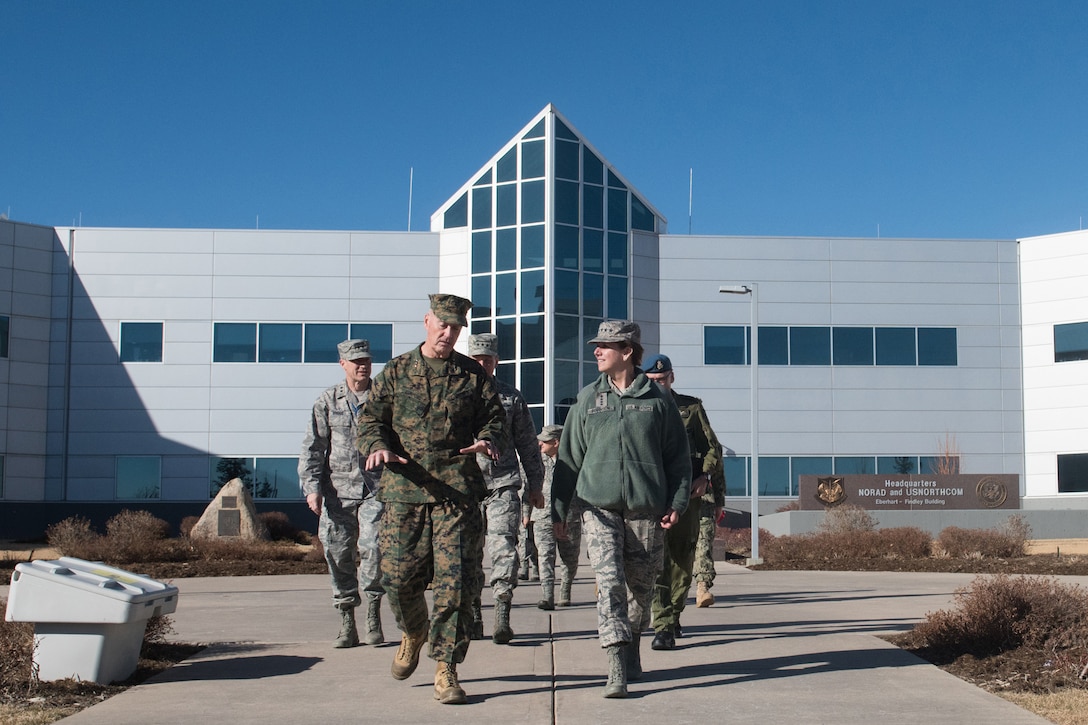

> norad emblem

[
  {"left": 975, "top": 476, "right": 1008, "bottom": 508},
  {"left": 815, "top": 476, "right": 846, "bottom": 506}
]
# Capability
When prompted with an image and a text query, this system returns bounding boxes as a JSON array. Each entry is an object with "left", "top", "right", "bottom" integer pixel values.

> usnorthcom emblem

[
  {"left": 815, "top": 476, "right": 846, "bottom": 506},
  {"left": 975, "top": 476, "right": 1008, "bottom": 508}
]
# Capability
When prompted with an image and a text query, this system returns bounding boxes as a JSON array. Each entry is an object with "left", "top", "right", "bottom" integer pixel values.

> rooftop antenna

[
  {"left": 408, "top": 167, "right": 414, "bottom": 231},
  {"left": 688, "top": 167, "right": 693, "bottom": 235},
  {"left": 256, "top": 215, "right": 259, "bottom": 230}
]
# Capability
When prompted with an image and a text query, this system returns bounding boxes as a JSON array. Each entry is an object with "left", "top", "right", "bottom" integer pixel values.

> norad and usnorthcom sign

[{"left": 797, "top": 474, "right": 1020, "bottom": 511}]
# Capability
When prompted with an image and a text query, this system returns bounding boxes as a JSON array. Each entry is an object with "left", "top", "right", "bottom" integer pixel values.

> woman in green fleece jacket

[{"left": 552, "top": 320, "right": 691, "bottom": 699}]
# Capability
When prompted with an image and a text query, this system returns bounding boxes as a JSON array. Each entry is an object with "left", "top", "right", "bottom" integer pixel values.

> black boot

[
  {"left": 651, "top": 626, "right": 676, "bottom": 651},
  {"left": 470, "top": 599, "right": 484, "bottom": 640}
]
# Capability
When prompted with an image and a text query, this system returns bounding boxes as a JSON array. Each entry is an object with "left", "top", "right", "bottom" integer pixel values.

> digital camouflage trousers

[
  {"left": 581, "top": 507, "right": 664, "bottom": 648},
  {"left": 319, "top": 495, "right": 384, "bottom": 610},
  {"left": 379, "top": 499, "right": 484, "bottom": 664}
]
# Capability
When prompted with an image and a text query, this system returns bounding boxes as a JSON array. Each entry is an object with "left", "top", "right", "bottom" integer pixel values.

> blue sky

[{"left": 4, "top": 1, "right": 1087, "bottom": 239}]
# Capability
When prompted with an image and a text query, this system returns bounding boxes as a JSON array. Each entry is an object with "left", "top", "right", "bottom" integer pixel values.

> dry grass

[{"left": 999, "top": 690, "right": 1088, "bottom": 725}]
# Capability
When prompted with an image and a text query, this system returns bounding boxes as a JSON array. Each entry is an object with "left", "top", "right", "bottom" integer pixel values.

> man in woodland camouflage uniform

[
  {"left": 299, "top": 339, "right": 385, "bottom": 649},
  {"left": 467, "top": 333, "right": 545, "bottom": 644},
  {"left": 643, "top": 353, "right": 726, "bottom": 651},
  {"left": 358, "top": 294, "right": 507, "bottom": 705}
]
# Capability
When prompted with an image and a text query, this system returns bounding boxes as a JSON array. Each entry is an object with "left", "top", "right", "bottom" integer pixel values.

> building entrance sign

[{"left": 797, "top": 474, "right": 1019, "bottom": 511}]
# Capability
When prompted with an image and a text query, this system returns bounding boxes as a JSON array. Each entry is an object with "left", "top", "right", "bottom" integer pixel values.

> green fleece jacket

[{"left": 552, "top": 370, "right": 691, "bottom": 522}]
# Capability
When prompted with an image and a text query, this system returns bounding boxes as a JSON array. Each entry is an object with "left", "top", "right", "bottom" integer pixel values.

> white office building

[{"left": 1, "top": 104, "right": 1085, "bottom": 537}]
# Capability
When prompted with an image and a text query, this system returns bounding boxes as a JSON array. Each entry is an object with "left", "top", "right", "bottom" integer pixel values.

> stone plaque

[
  {"left": 222, "top": 496, "right": 238, "bottom": 509},
  {"left": 217, "top": 509, "right": 241, "bottom": 536},
  {"left": 798, "top": 474, "right": 1020, "bottom": 511}
]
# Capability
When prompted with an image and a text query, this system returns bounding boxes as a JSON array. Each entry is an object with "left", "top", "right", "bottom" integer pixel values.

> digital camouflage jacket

[
  {"left": 299, "top": 380, "right": 381, "bottom": 501},
  {"left": 477, "top": 378, "right": 544, "bottom": 496},
  {"left": 357, "top": 345, "right": 508, "bottom": 505}
]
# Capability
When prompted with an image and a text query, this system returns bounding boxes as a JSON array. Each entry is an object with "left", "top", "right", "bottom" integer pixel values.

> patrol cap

[
  {"left": 337, "top": 339, "right": 371, "bottom": 360},
  {"left": 643, "top": 353, "right": 672, "bottom": 373},
  {"left": 429, "top": 293, "right": 473, "bottom": 327},
  {"left": 537, "top": 424, "right": 563, "bottom": 442},
  {"left": 588, "top": 319, "right": 641, "bottom": 345},
  {"left": 467, "top": 332, "right": 499, "bottom": 358}
]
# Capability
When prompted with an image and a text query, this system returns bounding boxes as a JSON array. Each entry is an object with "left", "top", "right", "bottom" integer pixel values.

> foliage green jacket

[
  {"left": 553, "top": 370, "right": 691, "bottom": 522},
  {"left": 357, "top": 345, "right": 508, "bottom": 505}
]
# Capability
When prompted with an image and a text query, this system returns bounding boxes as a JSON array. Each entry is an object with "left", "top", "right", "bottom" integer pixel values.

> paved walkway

[{"left": 4, "top": 564, "right": 1062, "bottom": 724}]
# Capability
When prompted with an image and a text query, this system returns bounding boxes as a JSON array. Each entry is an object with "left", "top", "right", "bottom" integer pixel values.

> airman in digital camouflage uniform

[
  {"left": 553, "top": 321, "right": 691, "bottom": 699},
  {"left": 530, "top": 424, "right": 578, "bottom": 610},
  {"left": 643, "top": 353, "right": 725, "bottom": 651},
  {"left": 358, "top": 294, "right": 508, "bottom": 706},
  {"left": 299, "top": 338, "right": 385, "bottom": 649},
  {"left": 467, "top": 333, "right": 545, "bottom": 644}
]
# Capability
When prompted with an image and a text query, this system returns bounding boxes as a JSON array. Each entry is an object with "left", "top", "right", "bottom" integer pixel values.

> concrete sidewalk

[{"left": 9, "top": 564, "right": 1061, "bottom": 724}]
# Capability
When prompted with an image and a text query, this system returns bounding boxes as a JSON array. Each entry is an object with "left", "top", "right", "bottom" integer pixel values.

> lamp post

[{"left": 719, "top": 284, "right": 761, "bottom": 564}]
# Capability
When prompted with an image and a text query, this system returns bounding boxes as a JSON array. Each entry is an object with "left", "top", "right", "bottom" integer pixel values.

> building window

[
  {"left": 116, "top": 456, "right": 161, "bottom": 499},
  {"left": 917, "top": 327, "right": 957, "bottom": 366},
  {"left": 1054, "top": 322, "right": 1088, "bottom": 363},
  {"left": 1058, "top": 453, "right": 1088, "bottom": 492},
  {"left": 120, "top": 322, "right": 163, "bottom": 363},
  {"left": 758, "top": 326, "right": 789, "bottom": 365},
  {"left": 835, "top": 456, "right": 875, "bottom": 475},
  {"left": 258, "top": 323, "right": 302, "bottom": 363},
  {"left": 212, "top": 456, "right": 299, "bottom": 499},
  {"left": 791, "top": 327, "right": 831, "bottom": 365},
  {"left": 0, "top": 454, "right": 4, "bottom": 497},
  {"left": 791, "top": 456, "right": 833, "bottom": 497},
  {"left": 876, "top": 327, "right": 917, "bottom": 365},
  {"left": 0, "top": 316, "right": 8, "bottom": 358},
  {"left": 444, "top": 192, "right": 468, "bottom": 229},
  {"left": 704, "top": 326, "right": 747, "bottom": 365},
  {"left": 833, "top": 327, "right": 874, "bottom": 365},
  {"left": 214, "top": 323, "right": 257, "bottom": 362},
  {"left": 349, "top": 324, "right": 393, "bottom": 362}
]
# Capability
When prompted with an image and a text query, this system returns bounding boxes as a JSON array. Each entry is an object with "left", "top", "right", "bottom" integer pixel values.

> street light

[{"left": 719, "top": 284, "right": 762, "bottom": 565}]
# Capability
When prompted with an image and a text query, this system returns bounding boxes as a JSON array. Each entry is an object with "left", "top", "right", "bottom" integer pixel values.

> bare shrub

[
  {"left": 46, "top": 516, "right": 106, "bottom": 560},
  {"left": 906, "top": 575, "right": 1088, "bottom": 663},
  {"left": 179, "top": 516, "right": 199, "bottom": 538},
  {"left": 878, "top": 527, "right": 932, "bottom": 559},
  {"left": 304, "top": 534, "right": 326, "bottom": 562},
  {"left": 104, "top": 510, "right": 172, "bottom": 564},
  {"left": 717, "top": 527, "right": 774, "bottom": 558},
  {"left": 775, "top": 500, "right": 801, "bottom": 513},
  {"left": 258, "top": 511, "right": 309, "bottom": 543},
  {"left": 938, "top": 524, "right": 1025, "bottom": 559},
  {"left": 817, "top": 504, "right": 876, "bottom": 535},
  {"left": 143, "top": 615, "right": 176, "bottom": 645},
  {"left": 0, "top": 598, "right": 36, "bottom": 699},
  {"left": 1002, "top": 514, "right": 1032, "bottom": 555}
]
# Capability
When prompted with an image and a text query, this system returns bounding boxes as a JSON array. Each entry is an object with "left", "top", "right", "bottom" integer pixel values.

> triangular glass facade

[{"left": 431, "top": 104, "right": 665, "bottom": 428}]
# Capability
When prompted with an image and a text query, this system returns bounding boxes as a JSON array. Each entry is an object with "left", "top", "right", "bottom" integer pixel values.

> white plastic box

[{"left": 5, "top": 556, "right": 180, "bottom": 684}]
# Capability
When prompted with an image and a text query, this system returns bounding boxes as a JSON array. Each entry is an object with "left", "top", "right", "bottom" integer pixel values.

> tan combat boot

[
  {"left": 696, "top": 581, "right": 715, "bottom": 607},
  {"left": 434, "top": 661, "right": 467, "bottom": 704},
  {"left": 391, "top": 631, "right": 426, "bottom": 680}
]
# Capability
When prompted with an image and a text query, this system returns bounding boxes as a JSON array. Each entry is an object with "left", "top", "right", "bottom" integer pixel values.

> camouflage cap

[
  {"left": 428, "top": 293, "right": 472, "bottom": 326},
  {"left": 643, "top": 353, "right": 672, "bottom": 373},
  {"left": 337, "top": 339, "right": 371, "bottom": 360},
  {"left": 537, "top": 424, "right": 563, "bottom": 442},
  {"left": 588, "top": 319, "right": 641, "bottom": 345},
  {"left": 468, "top": 332, "right": 499, "bottom": 358}
]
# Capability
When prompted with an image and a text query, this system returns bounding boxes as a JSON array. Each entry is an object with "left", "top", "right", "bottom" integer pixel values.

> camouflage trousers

[
  {"left": 581, "top": 506, "right": 664, "bottom": 648},
  {"left": 319, "top": 495, "right": 384, "bottom": 610},
  {"left": 481, "top": 486, "right": 521, "bottom": 601},
  {"left": 651, "top": 500, "right": 701, "bottom": 630},
  {"left": 379, "top": 500, "right": 484, "bottom": 664},
  {"left": 693, "top": 500, "right": 717, "bottom": 587},
  {"left": 517, "top": 517, "right": 538, "bottom": 577},
  {"left": 534, "top": 505, "right": 583, "bottom": 587}
]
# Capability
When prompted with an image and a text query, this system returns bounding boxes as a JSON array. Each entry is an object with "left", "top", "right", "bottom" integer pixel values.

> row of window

[
  {"left": 119, "top": 322, "right": 394, "bottom": 363},
  {"left": 35, "top": 450, "right": 1088, "bottom": 499},
  {"left": 115, "top": 455, "right": 304, "bottom": 500},
  {"left": 111, "top": 453, "right": 958, "bottom": 500},
  {"left": 705, "top": 326, "right": 958, "bottom": 366},
  {"left": 0, "top": 316, "right": 8, "bottom": 358},
  {"left": 723, "top": 454, "right": 960, "bottom": 497}
]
